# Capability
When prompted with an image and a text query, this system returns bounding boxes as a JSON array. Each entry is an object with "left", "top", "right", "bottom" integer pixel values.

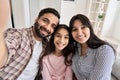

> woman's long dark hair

[
  {"left": 69, "top": 14, "right": 115, "bottom": 53},
  {"left": 35, "top": 24, "right": 73, "bottom": 80}
]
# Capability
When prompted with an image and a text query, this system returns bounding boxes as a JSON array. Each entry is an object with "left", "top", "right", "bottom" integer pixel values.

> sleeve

[
  {"left": 42, "top": 60, "right": 52, "bottom": 80},
  {"left": 4, "top": 28, "right": 21, "bottom": 55},
  {"left": 0, "top": 29, "right": 21, "bottom": 68},
  {"left": 89, "top": 45, "right": 115, "bottom": 80},
  {"left": 65, "top": 66, "right": 73, "bottom": 80}
]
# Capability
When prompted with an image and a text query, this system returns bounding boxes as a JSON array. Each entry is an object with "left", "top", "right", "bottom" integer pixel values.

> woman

[
  {"left": 36, "top": 24, "right": 73, "bottom": 80},
  {"left": 69, "top": 14, "right": 115, "bottom": 80}
]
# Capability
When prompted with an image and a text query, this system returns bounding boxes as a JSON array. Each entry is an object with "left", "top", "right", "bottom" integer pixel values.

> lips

[
  {"left": 40, "top": 29, "right": 49, "bottom": 36},
  {"left": 76, "top": 35, "right": 84, "bottom": 39},
  {"left": 55, "top": 41, "right": 66, "bottom": 50},
  {"left": 57, "top": 42, "right": 65, "bottom": 47}
]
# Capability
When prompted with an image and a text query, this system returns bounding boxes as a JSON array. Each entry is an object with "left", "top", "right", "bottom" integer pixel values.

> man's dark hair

[{"left": 38, "top": 8, "right": 60, "bottom": 19}]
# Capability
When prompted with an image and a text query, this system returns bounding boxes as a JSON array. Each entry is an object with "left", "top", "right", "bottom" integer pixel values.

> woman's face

[
  {"left": 71, "top": 20, "right": 90, "bottom": 44},
  {"left": 54, "top": 28, "right": 69, "bottom": 52}
]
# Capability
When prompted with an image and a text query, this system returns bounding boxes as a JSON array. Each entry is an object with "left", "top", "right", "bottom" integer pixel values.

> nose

[
  {"left": 59, "top": 37, "right": 65, "bottom": 43},
  {"left": 45, "top": 24, "right": 51, "bottom": 32},
  {"left": 78, "top": 28, "right": 82, "bottom": 35}
]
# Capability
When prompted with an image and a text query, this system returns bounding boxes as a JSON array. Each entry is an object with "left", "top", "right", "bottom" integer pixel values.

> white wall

[
  {"left": 113, "top": 2, "right": 120, "bottom": 40},
  {"left": 101, "top": 0, "right": 120, "bottom": 39},
  {"left": 43, "top": 0, "right": 61, "bottom": 13},
  {"left": 29, "top": 0, "right": 88, "bottom": 25},
  {"left": 7, "top": 16, "right": 12, "bottom": 28},
  {"left": 29, "top": 0, "right": 41, "bottom": 25},
  {"left": 11, "top": 0, "right": 30, "bottom": 28},
  {"left": 29, "top": 0, "right": 61, "bottom": 26},
  {"left": 60, "top": 0, "right": 88, "bottom": 25}
]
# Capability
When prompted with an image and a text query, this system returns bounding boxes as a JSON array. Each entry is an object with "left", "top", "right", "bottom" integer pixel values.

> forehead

[
  {"left": 41, "top": 13, "right": 59, "bottom": 25},
  {"left": 74, "top": 20, "right": 82, "bottom": 25},
  {"left": 73, "top": 20, "right": 83, "bottom": 27},
  {"left": 56, "top": 28, "right": 69, "bottom": 35}
]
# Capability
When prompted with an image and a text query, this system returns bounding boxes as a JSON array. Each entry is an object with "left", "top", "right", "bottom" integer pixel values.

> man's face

[{"left": 34, "top": 13, "right": 59, "bottom": 38}]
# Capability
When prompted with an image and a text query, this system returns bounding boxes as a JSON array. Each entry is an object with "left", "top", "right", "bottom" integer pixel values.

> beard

[{"left": 34, "top": 22, "right": 51, "bottom": 39}]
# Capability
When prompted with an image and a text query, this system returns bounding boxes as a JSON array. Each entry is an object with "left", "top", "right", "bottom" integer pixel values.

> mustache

[{"left": 39, "top": 26, "right": 51, "bottom": 35}]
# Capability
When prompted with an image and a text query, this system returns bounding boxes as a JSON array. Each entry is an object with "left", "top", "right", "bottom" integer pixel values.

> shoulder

[
  {"left": 98, "top": 44, "right": 114, "bottom": 52},
  {"left": 96, "top": 44, "right": 115, "bottom": 58},
  {"left": 4, "top": 28, "right": 31, "bottom": 38},
  {"left": 4, "top": 28, "right": 23, "bottom": 37},
  {"left": 5, "top": 28, "right": 20, "bottom": 34},
  {"left": 4, "top": 28, "right": 22, "bottom": 42},
  {"left": 5, "top": 28, "right": 26, "bottom": 33},
  {"left": 42, "top": 56, "right": 48, "bottom": 62},
  {"left": 5, "top": 28, "right": 30, "bottom": 34},
  {"left": 42, "top": 54, "right": 52, "bottom": 63}
]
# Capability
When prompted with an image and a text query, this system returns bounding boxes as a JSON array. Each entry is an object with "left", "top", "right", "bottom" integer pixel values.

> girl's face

[
  {"left": 71, "top": 20, "right": 90, "bottom": 44},
  {"left": 54, "top": 28, "right": 69, "bottom": 52}
]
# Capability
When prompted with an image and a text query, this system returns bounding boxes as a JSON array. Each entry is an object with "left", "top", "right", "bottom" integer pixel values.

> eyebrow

[
  {"left": 55, "top": 32, "right": 69, "bottom": 36},
  {"left": 43, "top": 17, "right": 57, "bottom": 27},
  {"left": 42, "top": 17, "right": 49, "bottom": 21}
]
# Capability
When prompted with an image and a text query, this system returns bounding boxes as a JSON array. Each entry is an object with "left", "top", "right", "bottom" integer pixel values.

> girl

[{"left": 36, "top": 24, "right": 73, "bottom": 80}]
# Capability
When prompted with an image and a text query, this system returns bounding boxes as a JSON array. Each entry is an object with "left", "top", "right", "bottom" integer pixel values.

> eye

[
  {"left": 72, "top": 27, "right": 77, "bottom": 31},
  {"left": 64, "top": 36, "right": 69, "bottom": 39},
  {"left": 55, "top": 34, "right": 61, "bottom": 37},
  {"left": 42, "top": 18, "right": 49, "bottom": 23},
  {"left": 51, "top": 24, "right": 56, "bottom": 30},
  {"left": 81, "top": 25, "right": 87, "bottom": 29}
]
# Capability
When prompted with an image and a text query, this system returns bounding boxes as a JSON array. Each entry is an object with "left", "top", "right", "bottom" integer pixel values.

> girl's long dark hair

[
  {"left": 35, "top": 24, "right": 73, "bottom": 80},
  {"left": 69, "top": 14, "right": 115, "bottom": 54}
]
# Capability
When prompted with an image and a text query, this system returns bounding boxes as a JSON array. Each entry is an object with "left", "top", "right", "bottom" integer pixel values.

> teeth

[
  {"left": 58, "top": 44, "right": 63, "bottom": 47},
  {"left": 57, "top": 43, "right": 64, "bottom": 47},
  {"left": 77, "top": 36, "right": 82, "bottom": 39}
]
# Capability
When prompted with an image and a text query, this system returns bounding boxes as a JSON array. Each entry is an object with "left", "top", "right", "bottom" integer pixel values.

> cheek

[
  {"left": 51, "top": 29, "right": 54, "bottom": 33},
  {"left": 54, "top": 37, "right": 58, "bottom": 43},
  {"left": 72, "top": 32, "right": 76, "bottom": 38},
  {"left": 86, "top": 29, "right": 90, "bottom": 37},
  {"left": 54, "top": 38, "right": 56, "bottom": 43},
  {"left": 66, "top": 39, "right": 69, "bottom": 44},
  {"left": 38, "top": 20, "right": 45, "bottom": 27}
]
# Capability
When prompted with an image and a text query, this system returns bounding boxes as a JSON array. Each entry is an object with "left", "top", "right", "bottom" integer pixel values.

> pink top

[{"left": 42, "top": 53, "right": 72, "bottom": 80}]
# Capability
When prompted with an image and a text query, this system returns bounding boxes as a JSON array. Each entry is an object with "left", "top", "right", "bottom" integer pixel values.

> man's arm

[{"left": 0, "top": 0, "right": 10, "bottom": 68}]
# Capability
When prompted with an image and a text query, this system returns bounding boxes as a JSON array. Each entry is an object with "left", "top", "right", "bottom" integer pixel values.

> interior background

[{"left": 7, "top": 0, "right": 120, "bottom": 55}]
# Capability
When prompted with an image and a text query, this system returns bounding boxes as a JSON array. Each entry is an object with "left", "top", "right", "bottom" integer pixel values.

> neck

[
  {"left": 81, "top": 43, "right": 88, "bottom": 48},
  {"left": 80, "top": 43, "right": 88, "bottom": 56},
  {"left": 54, "top": 50, "right": 62, "bottom": 57}
]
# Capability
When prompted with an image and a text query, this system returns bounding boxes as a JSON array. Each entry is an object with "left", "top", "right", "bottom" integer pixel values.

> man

[{"left": 0, "top": 7, "right": 60, "bottom": 80}]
